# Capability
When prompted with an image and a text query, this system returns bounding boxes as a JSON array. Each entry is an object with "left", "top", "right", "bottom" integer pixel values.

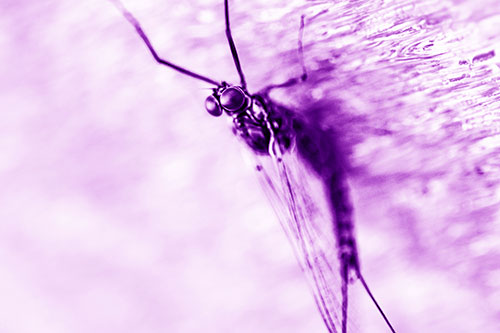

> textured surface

[{"left": 1, "top": 0, "right": 499, "bottom": 332}]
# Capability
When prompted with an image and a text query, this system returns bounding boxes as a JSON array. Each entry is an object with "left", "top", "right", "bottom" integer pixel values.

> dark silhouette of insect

[{"left": 110, "top": 1, "right": 397, "bottom": 332}]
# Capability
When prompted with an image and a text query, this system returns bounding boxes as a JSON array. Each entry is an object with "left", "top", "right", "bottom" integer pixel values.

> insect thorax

[
  {"left": 234, "top": 94, "right": 294, "bottom": 155},
  {"left": 205, "top": 84, "right": 293, "bottom": 155}
]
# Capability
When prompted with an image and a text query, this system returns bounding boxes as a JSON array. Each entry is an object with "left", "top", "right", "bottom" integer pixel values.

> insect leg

[
  {"left": 357, "top": 272, "right": 397, "bottom": 333},
  {"left": 109, "top": 0, "right": 220, "bottom": 86},
  {"left": 298, "top": 15, "right": 308, "bottom": 82},
  {"left": 261, "top": 15, "right": 308, "bottom": 94},
  {"left": 224, "top": 0, "right": 247, "bottom": 89}
]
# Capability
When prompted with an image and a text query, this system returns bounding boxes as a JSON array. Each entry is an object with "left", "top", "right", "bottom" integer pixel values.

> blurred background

[{"left": 0, "top": 0, "right": 499, "bottom": 332}]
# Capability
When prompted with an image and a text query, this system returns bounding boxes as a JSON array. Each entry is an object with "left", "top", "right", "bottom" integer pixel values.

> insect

[{"left": 110, "top": 0, "right": 397, "bottom": 332}]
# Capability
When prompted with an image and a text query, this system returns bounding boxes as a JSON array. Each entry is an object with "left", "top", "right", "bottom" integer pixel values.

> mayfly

[{"left": 110, "top": 1, "right": 397, "bottom": 332}]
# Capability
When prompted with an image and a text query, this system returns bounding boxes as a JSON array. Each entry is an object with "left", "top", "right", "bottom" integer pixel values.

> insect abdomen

[
  {"left": 294, "top": 120, "right": 360, "bottom": 274},
  {"left": 327, "top": 173, "right": 360, "bottom": 274}
]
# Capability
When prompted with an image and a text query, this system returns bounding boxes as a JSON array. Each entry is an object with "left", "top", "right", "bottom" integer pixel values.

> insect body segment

[{"left": 204, "top": 82, "right": 293, "bottom": 156}]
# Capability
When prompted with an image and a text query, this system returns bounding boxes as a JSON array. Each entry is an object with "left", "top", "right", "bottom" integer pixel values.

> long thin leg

[
  {"left": 358, "top": 272, "right": 397, "bottom": 333},
  {"left": 110, "top": 0, "right": 220, "bottom": 86},
  {"left": 298, "top": 15, "right": 308, "bottom": 81},
  {"left": 224, "top": 0, "right": 247, "bottom": 89},
  {"left": 261, "top": 15, "right": 308, "bottom": 94}
]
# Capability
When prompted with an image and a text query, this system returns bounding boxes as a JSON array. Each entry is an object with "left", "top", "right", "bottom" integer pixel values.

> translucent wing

[{"left": 248, "top": 145, "right": 350, "bottom": 333}]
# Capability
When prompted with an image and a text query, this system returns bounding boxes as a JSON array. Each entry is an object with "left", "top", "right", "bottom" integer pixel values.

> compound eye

[
  {"left": 220, "top": 87, "right": 246, "bottom": 112},
  {"left": 205, "top": 95, "right": 222, "bottom": 117}
]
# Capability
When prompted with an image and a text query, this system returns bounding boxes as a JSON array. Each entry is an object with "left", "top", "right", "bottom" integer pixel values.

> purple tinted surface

[{"left": 1, "top": 1, "right": 500, "bottom": 333}]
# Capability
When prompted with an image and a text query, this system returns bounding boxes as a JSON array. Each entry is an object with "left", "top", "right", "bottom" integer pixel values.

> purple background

[{"left": 1, "top": 0, "right": 499, "bottom": 332}]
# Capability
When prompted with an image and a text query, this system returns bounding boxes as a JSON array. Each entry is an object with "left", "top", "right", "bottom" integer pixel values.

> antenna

[
  {"left": 110, "top": 0, "right": 220, "bottom": 86},
  {"left": 224, "top": 0, "right": 247, "bottom": 89}
]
